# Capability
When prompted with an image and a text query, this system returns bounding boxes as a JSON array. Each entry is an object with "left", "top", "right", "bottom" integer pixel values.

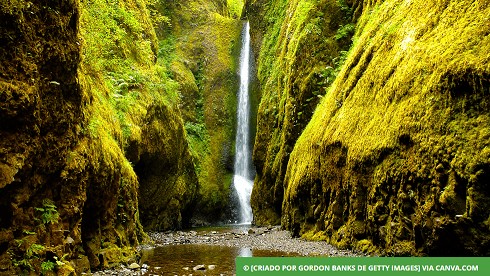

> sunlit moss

[
  {"left": 249, "top": 0, "right": 355, "bottom": 225},
  {"left": 152, "top": 0, "right": 243, "bottom": 221},
  {"left": 75, "top": 0, "right": 201, "bottom": 267},
  {"left": 283, "top": 0, "right": 490, "bottom": 255}
]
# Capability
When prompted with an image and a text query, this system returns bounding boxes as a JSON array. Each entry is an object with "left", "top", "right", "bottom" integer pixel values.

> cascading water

[{"left": 233, "top": 21, "right": 253, "bottom": 224}]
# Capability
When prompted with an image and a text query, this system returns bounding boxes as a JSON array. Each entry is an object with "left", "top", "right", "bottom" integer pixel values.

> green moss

[
  {"left": 248, "top": 0, "right": 355, "bottom": 225},
  {"left": 149, "top": 1, "right": 243, "bottom": 222},
  {"left": 0, "top": 0, "right": 216, "bottom": 273},
  {"left": 77, "top": 0, "right": 200, "bottom": 265},
  {"left": 302, "top": 229, "right": 328, "bottom": 241},
  {"left": 355, "top": 239, "right": 379, "bottom": 255},
  {"left": 281, "top": 0, "right": 490, "bottom": 256},
  {"left": 227, "top": 0, "right": 244, "bottom": 18}
]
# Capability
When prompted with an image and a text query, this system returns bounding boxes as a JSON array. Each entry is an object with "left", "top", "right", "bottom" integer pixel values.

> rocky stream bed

[{"left": 89, "top": 226, "right": 363, "bottom": 275}]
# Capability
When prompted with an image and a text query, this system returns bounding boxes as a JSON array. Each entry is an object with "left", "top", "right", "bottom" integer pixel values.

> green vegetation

[
  {"left": 12, "top": 242, "right": 44, "bottom": 272},
  {"left": 34, "top": 199, "right": 59, "bottom": 226},
  {"left": 0, "top": 0, "right": 241, "bottom": 273},
  {"left": 335, "top": 23, "right": 355, "bottom": 40},
  {"left": 78, "top": 0, "right": 199, "bottom": 234},
  {"left": 281, "top": 0, "right": 490, "bottom": 255},
  {"left": 248, "top": 0, "right": 355, "bottom": 225},
  {"left": 149, "top": 0, "right": 242, "bottom": 221},
  {"left": 227, "top": 0, "right": 244, "bottom": 18},
  {"left": 40, "top": 260, "right": 55, "bottom": 275},
  {"left": 80, "top": 0, "right": 180, "bottom": 147},
  {"left": 1, "top": 1, "right": 489, "bottom": 273},
  {"left": 12, "top": 237, "right": 71, "bottom": 275}
]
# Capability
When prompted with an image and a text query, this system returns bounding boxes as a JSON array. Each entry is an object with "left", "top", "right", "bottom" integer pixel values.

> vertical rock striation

[
  {"left": 247, "top": 0, "right": 490, "bottom": 255},
  {"left": 0, "top": 0, "right": 200, "bottom": 273},
  {"left": 246, "top": 0, "right": 354, "bottom": 225}
]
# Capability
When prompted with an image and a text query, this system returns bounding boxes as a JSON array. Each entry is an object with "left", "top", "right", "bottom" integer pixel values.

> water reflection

[
  {"left": 142, "top": 245, "right": 237, "bottom": 275},
  {"left": 142, "top": 225, "right": 298, "bottom": 275},
  {"left": 142, "top": 244, "right": 297, "bottom": 275},
  {"left": 238, "top": 247, "right": 252, "bottom": 257}
]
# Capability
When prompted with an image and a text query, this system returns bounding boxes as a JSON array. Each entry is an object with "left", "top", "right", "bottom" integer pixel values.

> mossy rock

[
  {"left": 247, "top": 0, "right": 355, "bottom": 226},
  {"left": 155, "top": 0, "right": 244, "bottom": 223},
  {"left": 0, "top": 0, "right": 206, "bottom": 273},
  {"left": 281, "top": 0, "right": 490, "bottom": 256}
]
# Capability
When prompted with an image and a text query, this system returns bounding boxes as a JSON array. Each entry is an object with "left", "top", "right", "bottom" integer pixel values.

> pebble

[
  {"left": 129, "top": 263, "right": 140, "bottom": 270},
  {"left": 92, "top": 226, "right": 363, "bottom": 275},
  {"left": 193, "top": 264, "right": 206, "bottom": 270},
  {"left": 148, "top": 226, "right": 361, "bottom": 257}
]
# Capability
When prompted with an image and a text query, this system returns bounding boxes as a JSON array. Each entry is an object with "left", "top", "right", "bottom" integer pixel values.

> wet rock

[
  {"left": 193, "top": 264, "right": 206, "bottom": 271},
  {"left": 128, "top": 263, "right": 140, "bottom": 270}
]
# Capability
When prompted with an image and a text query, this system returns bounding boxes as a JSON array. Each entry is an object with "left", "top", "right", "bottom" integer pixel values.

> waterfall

[{"left": 233, "top": 21, "right": 253, "bottom": 224}]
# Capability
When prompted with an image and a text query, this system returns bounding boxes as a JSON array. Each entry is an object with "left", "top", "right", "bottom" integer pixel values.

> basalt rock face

[
  {"left": 134, "top": 103, "right": 198, "bottom": 231},
  {"left": 248, "top": 0, "right": 490, "bottom": 255},
  {"left": 0, "top": 1, "right": 87, "bottom": 273},
  {"left": 154, "top": 0, "right": 243, "bottom": 224},
  {"left": 0, "top": 0, "right": 91, "bottom": 273},
  {"left": 281, "top": 0, "right": 490, "bottom": 255},
  {"left": 0, "top": 0, "right": 200, "bottom": 273},
  {"left": 77, "top": 0, "right": 199, "bottom": 266},
  {"left": 245, "top": 0, "right": 354, "bottom": 225}
]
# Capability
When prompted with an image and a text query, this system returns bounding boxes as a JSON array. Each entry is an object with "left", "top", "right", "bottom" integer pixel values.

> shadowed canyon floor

[{"left": 91, "top": 226, "right": 363, "bottom": 275}]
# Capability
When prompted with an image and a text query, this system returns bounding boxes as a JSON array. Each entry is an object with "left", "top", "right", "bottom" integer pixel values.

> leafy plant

[
  {"left": 27, "top": 244, "right": 45, "bottom": 256},
  {"left": 41, "top": 261, "right": 55, "bottom": 275},
  {"left": 317, "top": 50, "right": 350, "bottom": 88},
  {"left": 335, "top": 23, "right": 355, "bottom": 40},
  {"left": 34, "top": 199, "right": 59, "bottom": 225},
  {"left": 337, "top": 0, "right": 353, "bottom": 18},
  {"left": 54, "top": 255, "right": 67, "bottom": 267},
  {"left": 13, "top": 242, "right": 45, "bottom": 272},
  {"left": 146, "top": 0, "right": 172, "bottom": 30},
  {"left": 184, "top": 122, "right": 209, "bottom": 141},
  {"left": 13, "top": 258, "right": 33, "bottom": 272}
]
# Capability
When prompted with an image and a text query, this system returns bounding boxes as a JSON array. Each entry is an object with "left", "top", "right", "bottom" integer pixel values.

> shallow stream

[{"left": 141, "top": 225, "right": 298, "bottom": 275}]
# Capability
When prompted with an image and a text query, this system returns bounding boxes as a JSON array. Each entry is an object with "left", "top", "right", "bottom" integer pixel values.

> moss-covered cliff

[
  {"left": 248, "top": 0, "right": 490, "bottom": 255},
  {"left": 152, "top": 0, "right": 244, "bottom": 223},
  {"left": 1, "top": 0, "right": 246, "bottom": 273},
  {"left": 0, "top": 0, "right": 94, "bottom": 273},
  {"left": 0, "top": 0, "right": 234, "bottom": 273},
  {"left": 78, "top": 0, "right": 202, "bottom": 265},
  {"left": 246, "top": 0, "right": 355, "bottom": 225}
]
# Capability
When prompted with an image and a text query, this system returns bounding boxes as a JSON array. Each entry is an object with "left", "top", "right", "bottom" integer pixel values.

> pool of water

[
  {"left": 142, "top": 245, "right": 297, "bottom": 275},
  {"left": 141, "top": 225, "right": 297, "bottom": 275}
]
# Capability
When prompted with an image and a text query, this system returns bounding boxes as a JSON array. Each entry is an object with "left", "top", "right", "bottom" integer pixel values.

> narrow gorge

[
  {"left": 247, "top": 0, "right": 490, "bottom": 256},
  {"left": 0, "top": 0, "right": 489, "bottom": 275}
]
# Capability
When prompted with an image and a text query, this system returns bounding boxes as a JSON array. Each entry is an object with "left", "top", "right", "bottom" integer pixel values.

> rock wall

[
  {"left": 245, "top": 0, "right": 354, "bottom": 225},
  {"left": 248, "top": 0, "right": 490, "bottom": 255},
  {"left": 134, "top": 103, "right": 198, "bottom": 230},
  {"left": 154, "top": 0, "right": 244, "bottom": 223},
  {"left": 0, "top": 0, "right": 92, "bottom": 273},
  {"left": 0, "top": 0, "right": 201, "bottom": 273}
]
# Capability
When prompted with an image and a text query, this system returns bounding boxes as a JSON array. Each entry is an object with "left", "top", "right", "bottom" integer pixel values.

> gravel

[
  {"left": 148, "top": 226, "right": 362, "bottom": 257},
  {"left": 90, "top": 225, "right": 363, "bottom": 275}
]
